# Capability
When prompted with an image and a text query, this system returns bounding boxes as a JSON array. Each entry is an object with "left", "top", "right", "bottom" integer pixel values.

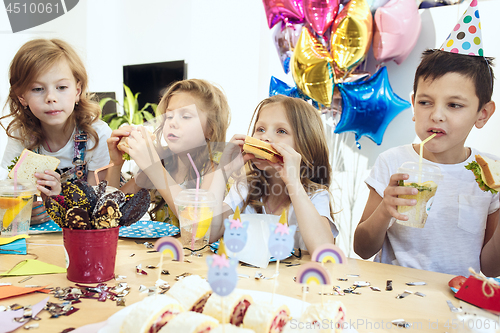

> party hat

[{"left": 440, "top": 0, "right": 483, "bottom": 56}]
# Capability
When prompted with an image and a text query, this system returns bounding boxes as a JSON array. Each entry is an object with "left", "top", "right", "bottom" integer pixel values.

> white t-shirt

[
  {"left": 366, "top": 144, "right": 500, "bottom": 276},
  {"left": 1, "top": 120, "right": 112, "bottom": 175},
  {"left": 224, "top": 182, "right": 339, "bottom": 251}
]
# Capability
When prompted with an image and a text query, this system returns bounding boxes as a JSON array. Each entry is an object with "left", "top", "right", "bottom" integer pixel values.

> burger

[{"left": 242, "top": 136, "right": 282, "bottom": 163}]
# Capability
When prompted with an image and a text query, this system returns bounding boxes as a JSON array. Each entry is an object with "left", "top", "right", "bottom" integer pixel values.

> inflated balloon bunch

[
  {"left": 45, "top": 180, "right": 150, "bottom": 230},
  {"left": 264, "top": 0, "right": 421, "bottom": 107}
]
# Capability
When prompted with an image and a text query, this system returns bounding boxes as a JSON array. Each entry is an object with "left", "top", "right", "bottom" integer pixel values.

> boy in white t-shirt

[{"left": 354, "top": 2, "right": 500, "bottom": 277}]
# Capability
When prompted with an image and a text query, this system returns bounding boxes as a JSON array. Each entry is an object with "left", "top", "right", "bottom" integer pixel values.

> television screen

[{"left": 123, "top": 60, "right": 186, "bottom": 112}]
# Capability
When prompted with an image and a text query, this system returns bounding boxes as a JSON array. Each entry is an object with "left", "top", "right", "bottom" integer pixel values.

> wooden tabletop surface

[{"left": 0, "top": 233, "right": 460, "bottom": 333}]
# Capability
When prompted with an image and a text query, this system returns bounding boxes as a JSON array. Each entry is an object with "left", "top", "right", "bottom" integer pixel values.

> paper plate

[
  {"left": 118, "top": 221, "right": 179, "bottom": 238},
  {"left": 29, "top": 220, "right": 62, "bottom": 234},
  {"left": 210, "top": 240, "right": 295, "bottom": 262},
  {"left": 451, "top": 277, "right": 500, "bottom": 293}
]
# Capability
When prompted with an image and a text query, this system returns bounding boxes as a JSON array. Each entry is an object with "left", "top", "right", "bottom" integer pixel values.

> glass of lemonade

[
  {"left": 174, "top": 189, "right": 216, "bottom": 252},
  {"left": 396, "top": 162, "right": 442, "bottom": 228},
  {"left": 0, "top": 180, "right": 37, "bottom": 237}
]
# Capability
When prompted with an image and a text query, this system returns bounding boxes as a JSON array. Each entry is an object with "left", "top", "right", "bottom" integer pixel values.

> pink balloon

[
  {"left": 273, "top": 21, "right": 304, "bottom": 73},
  {"left": 262, "top": 0, "right": 305, "bottom": 29},
  {"left": 372, "top": 0, "right": 422, "bottom": 65},
  {"left": 303, "top": 0, "right": 340, "bottom": 36}
]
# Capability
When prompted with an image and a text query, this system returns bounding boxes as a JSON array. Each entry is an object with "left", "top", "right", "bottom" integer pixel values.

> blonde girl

[
  {"left": 106, "top": 79, "right": 230, "bottom": 224},
  {"left": 210, "top": 95, "right": 338, "bottom": 253},
  {"left": 1, "top": 38, "right": 112, "bottom": 224}
]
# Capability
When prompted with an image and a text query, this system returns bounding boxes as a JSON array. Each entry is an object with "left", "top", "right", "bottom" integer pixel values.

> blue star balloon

[
  {"left": 334, "top": 67, "right": 410, "bottom": 148},
  {"left": 269, "top": 76, "right": 320, "bottom": 109}
]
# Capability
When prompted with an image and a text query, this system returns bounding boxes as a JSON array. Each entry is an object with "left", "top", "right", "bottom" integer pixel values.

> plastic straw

[
  {"left": 186, "top": 153, "right": 200, "bottom": 250},
  {"left": 94, "top": 163, "right": 114, "bottom": 185},
  {"left": 418, "top": 134, "right": 437, "bottom": 184},
  {"left": 12, "top": 152, "right": 28, "bottom": 190}
]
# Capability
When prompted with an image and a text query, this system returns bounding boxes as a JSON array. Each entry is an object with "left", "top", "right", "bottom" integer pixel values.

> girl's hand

[
  {"left": 107, "top": 125, "right": 134, "bottom": 166},
  {"left": 34, "top": 170, "right": 61, "bottom": 199},
  {"left": 382, "top": 173, "right": 418, "bottom": 221},
  {"left": 31, "top": 202, "right": 51, "bottom": 225},
  {"left": 127, "top": 126, "right": 161, "bottom": 171},
  {"left": 219, "top": 134, "right": 253, "bottom": 176},
  {"left": 269, "top": 142, "right": 302, "bottom": 191}
]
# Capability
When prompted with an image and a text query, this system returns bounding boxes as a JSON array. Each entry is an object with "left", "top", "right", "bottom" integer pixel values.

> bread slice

[
  {"left": 476, "top": 155, "right": 500, "bottom": 190},
  {"left": 8, "top": 149, "right": 60, "bottom": 195},
  {"left": 243, "top": 136, "right": 281, "bottom": 163}
]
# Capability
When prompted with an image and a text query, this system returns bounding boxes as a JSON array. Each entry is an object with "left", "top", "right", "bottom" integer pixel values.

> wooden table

[{"left": 0, "top": 234, "right": 460, "bottom": 332}]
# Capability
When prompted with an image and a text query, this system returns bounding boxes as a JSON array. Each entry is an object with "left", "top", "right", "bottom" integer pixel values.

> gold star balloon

[
  {"left": 291, "top": 27, "right": 335, "bottom": 107},
  {"left": 330, "top": 0, "right": 373, "bottom": 78}
]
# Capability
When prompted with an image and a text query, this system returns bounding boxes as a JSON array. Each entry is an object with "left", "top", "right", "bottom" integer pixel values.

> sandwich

[
  {"left": 116, "top": 126, "right": 156, "bottom": 161},
  {"left": 243, "top": 136, "right": 282, "bottom": 163},
  {"left": 120, "top": 295, "right": 184, "bottom": 333},
  {"left": 117, "top": 136, "right": 131, "bottom": 160},
  {"left": 8, "top": 149, "right": 60, "bottom": 195},
  {"left": 465, "top": 155, "right": 500, "bottom": 194}
]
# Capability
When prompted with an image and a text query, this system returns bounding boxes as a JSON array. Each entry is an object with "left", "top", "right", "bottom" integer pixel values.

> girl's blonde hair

[
  {"left": 1, "top": 38, "right": 101, "bottom": 150},
  {"left": 149, "top": 79, "right": 230, "bottom": 220},
  {"left": 242, "top": 95, "right": 333, "bottom": 220}
]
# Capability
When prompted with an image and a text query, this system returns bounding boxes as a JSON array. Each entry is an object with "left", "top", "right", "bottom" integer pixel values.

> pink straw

[
  {"left": 186, "top": 153, "right": 200, "bottom": 250},
  {"left": 13, "top": 152, "right": 29, "bottom": 190}
]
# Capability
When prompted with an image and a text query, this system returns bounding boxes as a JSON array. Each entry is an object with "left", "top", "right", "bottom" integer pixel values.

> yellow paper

[
  {"left": 0, "top": 259, "right": 66, "bottom": 276},
  {"left": 0, "top": 234, "right": 29, "bottom": 246}
]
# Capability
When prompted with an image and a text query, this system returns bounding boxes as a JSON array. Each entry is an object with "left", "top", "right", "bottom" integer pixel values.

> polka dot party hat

[{"left": 440, "top": 0, "right": 483, "bottom": 56}]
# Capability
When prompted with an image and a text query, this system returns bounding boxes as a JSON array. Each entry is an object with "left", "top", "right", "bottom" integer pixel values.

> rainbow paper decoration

[
  {"left": 154, "top": 236, "right": 184, "bottom": 262},
  {"left": 295, "top": 262, "right": 332, "bottom": 285},
  {"left": 311, "top": 244, "right": 347, "bottom": 264}
]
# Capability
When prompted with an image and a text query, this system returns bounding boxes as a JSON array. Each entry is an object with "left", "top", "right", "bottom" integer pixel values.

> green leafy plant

[{"left": 100, "top": 84, "right": 158, "bottom": 130}]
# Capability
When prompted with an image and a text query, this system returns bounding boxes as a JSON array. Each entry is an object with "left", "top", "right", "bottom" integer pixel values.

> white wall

[{"left": 1, "top": 0, "right": 499, "bottom": 256}]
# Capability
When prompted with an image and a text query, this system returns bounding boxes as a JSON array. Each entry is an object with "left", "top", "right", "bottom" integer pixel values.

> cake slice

[{"left": 211, "top": 324, "right": 256, "bottom": 333}]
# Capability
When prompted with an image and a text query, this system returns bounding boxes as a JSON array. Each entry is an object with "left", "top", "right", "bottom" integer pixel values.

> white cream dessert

[
  {"left": 158, "top": 311, "right": 218, "bottom": 333},
  {"left": 203, "top": 291, "right": 253, "bottom": 327},
  {"left": 299, "top": 301, "right": 346, "bottom": 333},
  {"left": 242, "top": 303, "right": 290, "bottom": 333},
  {"left": 167, "top": 275, "right": 212, "bottom": 313},
  {"left": 120, "top": 295, "right": 183, "bottom": 333}
]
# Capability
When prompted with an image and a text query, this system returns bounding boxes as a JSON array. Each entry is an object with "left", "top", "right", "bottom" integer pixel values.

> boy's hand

[
  {"left": 34, "top": 170, "right": 61, "bottom": 199},
  {"left": 382, "top": 173, "right": 418, "bottom": 221},
  {"left": 31, "top": 202, "right": 51, "bottom": 225}
]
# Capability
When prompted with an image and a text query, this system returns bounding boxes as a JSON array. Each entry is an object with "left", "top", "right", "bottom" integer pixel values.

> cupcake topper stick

[
  {"left": 296, "top": 262, "right": 332, "bottom": 308},
  {"left": 268, "top": 222, "right": 296, "bottom": 305},
  {"left": 207, "top": 254, "right": 238, "bottom": 332},
  {"left": 311, "top": 243, "right": 347, "bottom": 293},
  {"left": 154, "top": 236, "right": 184, "bottom": 283}
]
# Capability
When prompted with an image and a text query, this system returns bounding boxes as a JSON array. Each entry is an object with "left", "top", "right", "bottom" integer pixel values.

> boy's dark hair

[{"left": 413, "top": 49, "right": 495, "bottom": 111}]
